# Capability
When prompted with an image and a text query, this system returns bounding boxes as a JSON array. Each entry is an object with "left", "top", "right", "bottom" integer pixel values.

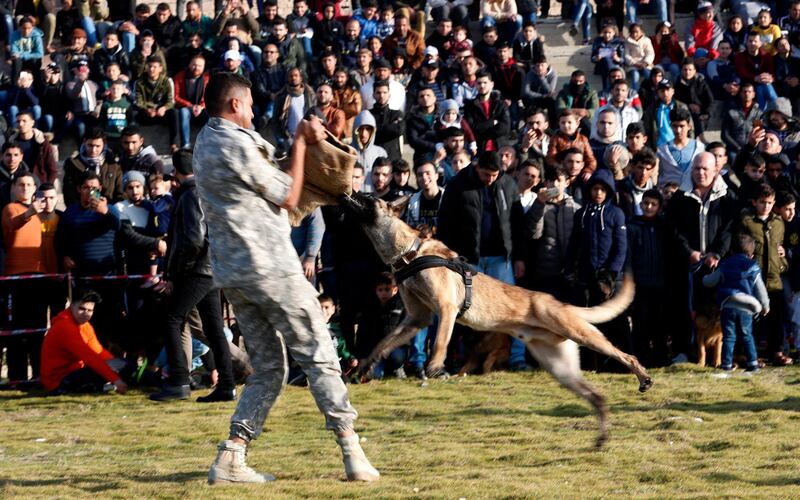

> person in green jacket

[{"left": 134, "top": 55, "right": 178, "bottom": 151}]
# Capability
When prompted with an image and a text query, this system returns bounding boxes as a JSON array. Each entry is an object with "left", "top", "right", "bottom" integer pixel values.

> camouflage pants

[{"left": 224, "top": 274, "right": 358, "bottom": 441}]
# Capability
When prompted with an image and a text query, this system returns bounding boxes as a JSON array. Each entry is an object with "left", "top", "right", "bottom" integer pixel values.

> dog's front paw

[
  {"left": 426, "top": 364, "right": 449, "bottom": 379},
  {"left": 638, "top": 377, "right": 653, "bottom": 393}
]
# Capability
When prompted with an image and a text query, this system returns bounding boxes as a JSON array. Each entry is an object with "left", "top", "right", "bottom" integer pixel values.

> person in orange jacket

[{"left": 40, "top": 289, "right": 129, "bottom": 394}]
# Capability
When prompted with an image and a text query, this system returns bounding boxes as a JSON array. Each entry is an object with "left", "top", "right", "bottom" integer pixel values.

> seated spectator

[
  {"left": 370, "top": 158, "right": 395, "bottom": 201},
  {"left": 624, "top": 22, "right": 654, "bottom": 91},
  {"left": 130, "top": 29, "right": 167, "bottom": 81},
  {"left": 521, "top": 57, "right": 557, "bottom": 123},
  {"left": 556, "top": 70, "right": 598, "bottom": 135},
  {"left": 57, "top": 27, "right": 92, "bottom": 78},
  {"left": 547, "top": 109, "right": 597, "bottom": 175},
  {"left": 213, "top": 0, "right": 259, "bottom": 45},
  {"left": 723, "top": 14, "right": 746, "bottom": 53},
  {"left": 518, "top": 107, "right": 551, "bottom": 163},
  {"left": 9, "top": 16, "right": 44, "bottom": 80},
  {"left": 270, "top": 17, "right": 307, "bottom": 75},
  {"left": 674, "top": 58, "right": 713, "bottom": 142},
  {"left": 684, "top": 2, "right": 722, "bottom": 69},
  {"left": 135, "top": 56, "right": 179, "bottom": 152},
  {"left": 589, "top": 108, "right": 623, "bottom": 170},
  {"left": 54, "top": 0, "right": 81, "bottom": 48},
  {"left": 651, "top": 21, "right": 684, "bottom": 80},
  {"left": 706, "top": 40, "right": 737, "bottom": 98},
  {"left": 426, "top": 17, "right": 454, "bottom": 56},
  {"left": 404, "top": 161, "right": 444, "bottom": 231},
  {"left": 64, "top": 61, "right": 101, "bottom": 143},
  {"left": 774, "top": 37, "right": 800, "bottom": 110},
  {"left": 435, "top": 100, "right": 477, "bottom": 152},
  {"left": 288, "top": 0, "right": 316, "bottom": 58},
  {"left": 315, "top": 83, "right": 346, "bottom": 139},
  {"left": 382, "top": 15, "right": 425, "bottom": 69},
  {"left": 750, "top": 8, "right": 782, "bottom": 56},
  {"left": 369, "top": 81, "right": 404, "bottom": 160},
  {"left": 332, "top": 68, "right": 362, "bottom": 143},
  {"left": 143, "top": 3, "right": 183, "bottom": 54},
  {"left": 480, "top": 0, "right": 522, "bottom": 44},
  {"left": 62, "top": 129, "right": 123, "bottom": 206},
  {"left": 594, "top": 79, "right": 641, "bottom": 143},
  {"left": 721, "top": 81, "right": 760, "bottom": 158},
  {"left": 256, "top": 0, "right": 280, "bottom": 41},
  {"left": 118, "top": 126, "right": 165, "bottom": 176},
  {"left": 37, "top": 62, "right": 66, "bottom": 141},
  {"left": 657, "top": 107, "right": 704, "bottom": 186},
  {"left": 463, "top": 70, "right": 510, "bottom": 153},
  {"left": 318, "top": 294, "right": 359, "bottom": 377},
  {"left": 98, "top": 80, "right": 133, "bottom": 154},
  {"left": 625, "top": 121, "right": 650, "bottom": 156},
  {"left": 40, "top": 289, "right": 129, "bottom": 394},
  {"left": 734, "top": 31, "right": 777, "bottom": 109},
  {"left": 352, "top": 111, "right": 387, "bottom": 192},
  {"left": 568, "top": 0, "right": 593, "bottom": 45},
  {"left": 406, "top": 87, "right": 439, "bottom": 164},
  {"left": 92, "top": 30, "right": 130, "bottom": 81},
  {"left": 174, "top": 54, "right": 209, "bottom": 151},
  {"left": 390, "top": 159, "right": 415, "bottom": 198},
  {"left": 514, "top": 21, "right": 544, "bottom": 71},
  {"left": 451, "top": 54, "right": 480, "bottom": 108},
  {"left": 250, "top": 44, "right": 286, "bottom": 127},
  {"left": 591, "top": 24, "right": 625, "bottom": 88},
  {"left": 314, "top": 3, "right": 344, "bottom": 54},
  {"left": 376, "top": 5, "right": 395, "bottom": 40},
  {"left": 181, "top": 1, "right": 214, "bottom": 45},
  {"left": 77, "top": 0, "right": 112, "bottom": 47},
  {"left": 7, "top": 111, "right": 57, "bottom": 185},
  {"left": 6, "top": 70, "right": 40, "bottom": 125}
]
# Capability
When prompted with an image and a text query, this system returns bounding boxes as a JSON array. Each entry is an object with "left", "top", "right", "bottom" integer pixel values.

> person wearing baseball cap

[
  {"left": 222, "top": 49, "right": 247, "bottom": 77},
  {"left": 641, "top": 76, "right": 690, "bottom": 148},
  {"left": 685, "top": 0, "right": 723, "bottom": 67}
]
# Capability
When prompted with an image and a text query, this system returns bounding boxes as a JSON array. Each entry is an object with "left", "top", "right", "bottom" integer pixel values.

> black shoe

[
  {"left": 149, "top": 384, "right": 191, "bottom": 401},
  {"left": 196, "top": 387, "right": 237, "bottom": 403},
  {"left": 413, "top": 366, "right": 428, "bottom": 380}
]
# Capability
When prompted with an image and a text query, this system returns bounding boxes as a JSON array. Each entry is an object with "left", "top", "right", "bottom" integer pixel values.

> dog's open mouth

[{"left": 340, "top": 192, "right": 377, "bottom": 223}]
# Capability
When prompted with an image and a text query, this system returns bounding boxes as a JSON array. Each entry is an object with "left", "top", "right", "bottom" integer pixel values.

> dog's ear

[{"left": 387, "top": 195, "right": 411, "bottom": 218}]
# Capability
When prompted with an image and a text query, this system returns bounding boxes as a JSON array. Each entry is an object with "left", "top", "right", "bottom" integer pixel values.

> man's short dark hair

[
  {"left": 477, "top": 151, "right": 501, "bottom": 171},
  {"left": 135, "top": 4, "right": 151, "bottom": 14},
  {"left": 745, "top": 152, "right": 766, "bottom": 170},
  {"left": 81, "top": 171, "right": 101, "bottom": 186},
  {"left": 373, "top": 80, "right": 389, "bottom": 91},
  {"left": 392, "top": 159, "right": 410, "bottom": 173},
  {"left": 2, "top": 141, "right": 21, "bottom": 153},
  {"left": 753, "top": 182, "right": 775, "bottom": 200},
  {"left": 612, "top": 78, "right": 628, "bottom": 88},
  {"left": 632, "top": 149, "right": 657, "bottom": 167},
  {"left": 706, "top": 141, "right": 725, "bottom": 152},
  {"left": 173, "top": 150, "right": 193, "bottom": 176},
  {"left": 669, "top": 107, "right": 691, "bottom": 124},
  {"left": 626, "top": 121, "right": 646, "bottom": 136},
  {"left": 273, "top": 16, "right": 288, "bottom": 27},
  {"left": 642, "top": 188, "right": 664, "bottom": 206},
  {"left": 14, "top": 172, "right": 37, "bottom": 185},
  {"left": 121, "top": 125, "right": 141, "bottom": 138},
  {"left": 733, "top": 233, "right": 756, "bottom": 255},
  {"left": 16, "top": 109, "right": 35, "bottom": 121},
  {"left": 38, "top": 182, "right": 55, "bottom": 191},
  {"left": 84, "top": 128, "right": 106, "bottom": 143},
  {"left": 156, "top": 2, "right": 170, "bottom": 11},
  {"left": 777, "top": 190, "right": 796, "bottom": 208},
  {"left": 74, "top": 288, "right": 103, "bottom": 305},
  {"left": 547, "top": 165, "right": 570, "bottom": 182},
  {"left": 373, "top": 157, "right": 392, "bottom": 169},
  {"left": 375, "top": 271, "right": 396, "bottom": 287},
  {"left": 476, "top": 68, "right": 493, "bottom": 81},
  {"left": 146, "top": 54, "right": 163, "bottom": 65},
  {"left": 571, "top": 69, "right": 586, "bottom": 79},
  {"left": 205, "top": 72, "right": 252, "bottom": 116}
]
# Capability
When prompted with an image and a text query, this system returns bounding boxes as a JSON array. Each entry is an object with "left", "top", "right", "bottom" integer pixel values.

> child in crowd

[
  {"left": 435, "top": 99, "right": 477, "bottom": 152},
  {"left": 625, "top": 122, "right": 649, "bottom": 155},
  {"left": 99, "top": 79, "right": 133, "bottom": 155},
  {"left": 355, "top": 272, "right": 409, "bottom": 380},
  {"left": 750, "top": 8, "right": 782, "bottom": 55},
  {"left": 319, "top": 293, "right": 359, "bottom": 378},
  {"left": 660, "top": 181, "right": 680, "bottom": 200},
  {"left": 376, "top": 5, "right": 395, "bottom": 39},
  {"left": 390, "top": 159, "right": 415, "bottom": 197},
  {"left": 287, "top": 0, "right": 315, "bottom": 57},
  {"left": 623, "top": 22, "right": 654, "bottom": 91},
  {"left": 651, "top": 21, "right": 684, "bottom": 79},
  {"left": 702, "top": 233, "right": 769, "bottom": 372},
  {"left": 656, "top": 107, "right": 704, "bottom": 186},
  {"left": 736, "top": 183, "right": 792, "bottom": 366},
  {"left": 628, "top": 189, "right": 670, "bottom": 367},
  {"left": 723, "top": 15, "right": 746, "bottom": 53},
  {"left": 546, "top": 109, "right": 597, "bottom": 173},
  {"left": 447, "top": 25, "right": 473, "bottom": 64},
  {"left": 590, "top": 24, "right": 625, "bottom": 88},
  {"left": 685, "top": 1, "right": 722, "bottom": 68},
  {"left": 513, "top": 21, "right": 544, "bottom": 71},
  {"left": 777, "top": 191, "right": 800, "bottom": 359}
]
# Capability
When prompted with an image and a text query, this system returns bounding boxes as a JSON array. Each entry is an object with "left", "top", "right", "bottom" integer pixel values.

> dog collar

[{"left": 391, "top": 237, "right": 422, "bottom": 270}]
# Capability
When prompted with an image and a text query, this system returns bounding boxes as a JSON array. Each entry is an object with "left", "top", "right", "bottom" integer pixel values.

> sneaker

[
  {"left": 149, "top": 384, "right": 190, "bottom": 401},
  {"left": 197, "top": 387, "right": 237, "bottom": 403},
  {"left": 509, "top": 363, "right": 531, "bottom": 372},
  {"left": 208, "top": 440, "right": 276, "bottom": 484},
  {"left": 393, "top": 367, "right": 407, "bottom": 379},
  {"left": 413, "top": 366, "right": 428, "bottom": 380},
  {"left": 337, "top": 434, "right": 380, "bottom": 482},
  {"left": 671, "top": 353, "right": 690, "bottom": 365}
]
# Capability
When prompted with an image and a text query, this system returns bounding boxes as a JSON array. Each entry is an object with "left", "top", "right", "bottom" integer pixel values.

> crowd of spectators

[{"left": 2, "top": 0, "right": 800, "bottom": 393}]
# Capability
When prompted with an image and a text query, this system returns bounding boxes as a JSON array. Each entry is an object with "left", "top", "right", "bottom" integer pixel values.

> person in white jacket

[{"left": 623, "top": 23, "right": 655, "bottom": 90}]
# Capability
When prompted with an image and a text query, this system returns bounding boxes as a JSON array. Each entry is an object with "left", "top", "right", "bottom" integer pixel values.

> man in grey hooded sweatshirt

[{"left": 351, "top": 110, "right": 387, "bottom": 193}]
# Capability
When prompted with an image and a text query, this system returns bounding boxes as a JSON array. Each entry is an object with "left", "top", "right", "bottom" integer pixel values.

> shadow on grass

[
  {"left": 614, "top": 397, "right": 800, "bottom": 414},
  {"left": 1, "top": 470, "right": 207, "bottom": 492}
]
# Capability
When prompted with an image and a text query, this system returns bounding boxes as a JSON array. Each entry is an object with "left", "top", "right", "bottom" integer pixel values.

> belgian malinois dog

[{"left": 343, "top": 193, "right": 653, "bottom": 447}]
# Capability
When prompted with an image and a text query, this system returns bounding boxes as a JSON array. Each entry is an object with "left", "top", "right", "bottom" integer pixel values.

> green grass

[{"left": 2, "top": 365, "right": 800, "bottom": 498}]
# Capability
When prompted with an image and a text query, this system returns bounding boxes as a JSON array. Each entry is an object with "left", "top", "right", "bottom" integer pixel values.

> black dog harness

[{"left": 392, "top": 239, "right": 474, "bottom": 318}]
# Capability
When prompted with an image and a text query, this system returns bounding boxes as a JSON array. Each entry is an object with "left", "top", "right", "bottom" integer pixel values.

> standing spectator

[
  {"left": 463, "top": 70, "right": 510, "bottom": 153},
  {"left": 735, "top": 183, "right": 792, "bottom": 366},
  {"left": 62, "top": 129, "right": 123, "bottom": 207},
  {"left": 526, "top": 166, "right": 580, "bottom": 299},
  {"left": 370, "top": 81, "right": 404, "bottom": 160},
  {"left": 181, "top": 1, "right": 214, "bottom": 43},
  {"left": 291, "top": 208, "right": 325, "bottom": 284},
  {"left": 0, "top": 143, "right": 31, "bottom": 212},
  {"left": 546, "top": 109, "right": 597, "bottom": 174},
  {"left": 9, "top": 16, "right": 44, "bottom": 80},
  {"left": 641, "top": 78, "right": 689, "bottom": 149},
  {"left": 269, "top": 67, "right": 315, "bottom": 152},
  {"left": 617, "top": 148, "right": 657, "bottom": 218},
  {"left": 174, "top": 53, "right": 209, "bottom": 150},
  {"left": 351, "top": 111, "right": 387, "bottom": 192},
  {"left": 568, "top": 0, "right": 593, "bottom": 45},
  {"left": 2, "top": 173, "right": 47, "bottom": 383},
  {"left": 656, "top": 107, "right": 705, "bottom": 186},
  {"left": 556, "top": 70, "right": 598, "bottom": 134},
  {"left": 382, "top": 15, "right": 425, "bottom": 69},
  {"left": 144, "top": 3, "right": 183, "bottom": 54},
  {"left": 665, "top": 152, "right": 736, "bottom": 364},
  {"left": 37, "top": 182, "right": 64, "bottom": 321},
  {"left": 64, "top": 61, "right": 100, "bottom": 143},
  {"left": 250, "top": 43, "right": 287, "bottom": 125},
  {"left": 437, "top": 151, "right": 528, "bottom": 370},
  {"left": 150, "top": 150, "right": 236, "bottom": 402},
  {"left": 7, "top": 111, "right": 57, "bottom": 185},
  {"left": 627, "top": 188, "right": 670, "bottom": 367},
  {"left": 39, "top": 289, "right": 129, "bottom": 394},
  {"left": 565, "top": 169, "right": 629, "bottom": 371},
  {"left": 135, "top": 56, "right": 179, "bottom": 152}
]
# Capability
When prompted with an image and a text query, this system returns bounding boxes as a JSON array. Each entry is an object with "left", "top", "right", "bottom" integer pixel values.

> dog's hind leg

[{"left": 526, "top": 338, "right": 610, "bottom": 448}]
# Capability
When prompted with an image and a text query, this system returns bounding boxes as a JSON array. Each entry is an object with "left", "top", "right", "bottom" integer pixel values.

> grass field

[{"left": 1, "top": 365, "right": 799, "bottom": 499}]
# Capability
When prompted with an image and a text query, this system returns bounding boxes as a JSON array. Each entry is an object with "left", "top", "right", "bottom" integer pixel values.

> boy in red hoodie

[
  {"left": 685, "top": 2, "right": 723, "bottom": 69},
  {"left": 40, "top": 289, "right": 129, "bottom": 394}
]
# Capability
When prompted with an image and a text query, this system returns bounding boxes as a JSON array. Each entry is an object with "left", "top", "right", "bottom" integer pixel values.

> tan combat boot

[
  {"left": 337, "top": 434, "right": 380, "bottom": 482},
  {"left": 208, "top": 440, "right": 276, "bottom": 485}
]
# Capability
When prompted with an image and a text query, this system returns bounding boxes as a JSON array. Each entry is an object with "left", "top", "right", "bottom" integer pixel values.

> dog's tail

[{"left": 567, "top": 274, "right": 635, "bottom": 325}]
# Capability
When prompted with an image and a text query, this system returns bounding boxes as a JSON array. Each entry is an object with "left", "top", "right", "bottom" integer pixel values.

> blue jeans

[
  {"left": 81, "top": 18, "right": 113, "bottom": 46},
  {"left": 481, "top": 15, "right": 523, "bottom": 43},
  {"left": 628, "top": 67, "right": 650, "bottom": 91},
  {"left": 572, "top": 0, "right": 593, "bottom": 39},
  {"left": 372, "top": 346, "right": 408, "bottom": 379},
  {"left": 121, "top": 31, "right": 136, "bottom": 54},
  {"left": 720, "top": 307, "right": 759, "bottom": 370},
  {"left": 409, "top": 316, "right": 438, "bottom": 368},
  {"left": 178, "top": 107, "right": 208, "bottom": 147},
  {"left": 477, "top": 256, "right": 526, "bottom": 366},
  {"left": 8, "top": 104, "right": 41, "bottom": 126},
  {"left": 627, "top": 0, "right": 667, "bottom": 23},
  {"left": 755, "top": 83, "right": 777, "bottom": 110}
]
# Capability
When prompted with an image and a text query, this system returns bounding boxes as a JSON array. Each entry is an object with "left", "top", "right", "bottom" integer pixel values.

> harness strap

[{"left": 394, "top": 255, "right": 474, "bottom": 317}]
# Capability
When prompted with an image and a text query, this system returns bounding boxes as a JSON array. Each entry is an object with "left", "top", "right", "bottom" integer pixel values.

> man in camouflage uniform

[{"left": 193, "top": 72, "right": 379, "bottom": 485}]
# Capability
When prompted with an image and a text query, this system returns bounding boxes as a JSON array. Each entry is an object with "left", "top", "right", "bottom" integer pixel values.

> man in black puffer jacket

[{"left": 150, "top": 150, "right": 236, "bottom": 403}]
